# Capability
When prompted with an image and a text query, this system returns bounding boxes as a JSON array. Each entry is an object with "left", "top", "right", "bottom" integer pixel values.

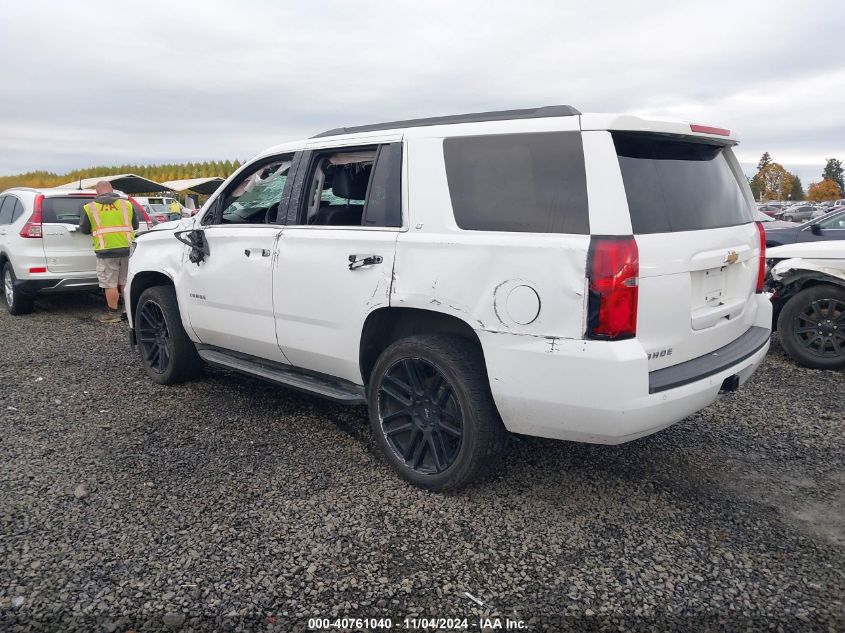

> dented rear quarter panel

[{"left": 394, "top": 134, "right": 590, "bottom": 340}]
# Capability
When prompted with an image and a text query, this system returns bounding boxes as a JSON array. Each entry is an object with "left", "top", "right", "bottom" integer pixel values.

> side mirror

[{"left": 811, "top": 224, "right": 823, "bottom": 235}]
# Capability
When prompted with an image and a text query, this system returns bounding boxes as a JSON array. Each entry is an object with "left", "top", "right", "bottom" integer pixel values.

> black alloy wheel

[
  {"left": 134, "top": 285, "right": 203, "bottom": 384},
  {"left": 367, "top": 334, "right": 507, "bottom": 491},
  {"left": 791, "top": 297, "right": 845, "bottom": 358},
  {"left": 137, "top": 300, "right": 171, "bottom": 373},
  {"left": 778, "top": 284, "right": 845, "bottom": 370},
  {"left": 378, "top": 358, "right": 464, "bottom": 475}
]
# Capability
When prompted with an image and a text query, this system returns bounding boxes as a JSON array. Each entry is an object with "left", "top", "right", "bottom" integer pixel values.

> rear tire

[
  {"left": 2, "top": 263, "right": 34, "bottom": 315},
  {"left": 783, "top": 215, "right": 794, "bottom": 222},
  {"left": 777, "top": 284, "right": 845, "bottom": 370},
  {"left": 368, "top": 334, "right": 507, "bottom": 491},
  {"left": 135, "top": 285, "right": 203, "bottom": 384}
]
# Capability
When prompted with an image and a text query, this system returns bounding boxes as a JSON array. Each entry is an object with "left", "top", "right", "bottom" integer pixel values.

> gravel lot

[{"left": 1, "top": 293, "right": 843, "bottom": 632}]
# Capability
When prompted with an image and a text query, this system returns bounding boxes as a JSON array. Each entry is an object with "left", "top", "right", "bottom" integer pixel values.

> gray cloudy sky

[{"left": 1, "top": 0, "right": 843, "bottom": 182}]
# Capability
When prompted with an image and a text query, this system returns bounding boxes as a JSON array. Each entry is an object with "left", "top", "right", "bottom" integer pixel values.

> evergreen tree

[
  {"left": 789, "top": 174, "right": 805, "bottom": 201},
  {"left": 757, "top": 152, "right": 772, "bottom": 171},
  {"left": 822, "top": 158, "right": 844, "bottom": 193}
]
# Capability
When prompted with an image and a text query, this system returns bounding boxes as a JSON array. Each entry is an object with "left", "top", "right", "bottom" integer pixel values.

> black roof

[{"left": 311, "top": 105, "right": 581, "bottom": 138}]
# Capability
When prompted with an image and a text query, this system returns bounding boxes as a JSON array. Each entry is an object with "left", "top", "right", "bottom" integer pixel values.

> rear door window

[
  {"left": 613, "top": 132, "right": 754, "bottom": 233},
  {"left": 443, "top": 132, "right": 589, "bottom": 234},
  {"left": 41, "top": 197, "right": 94, "bottom": 224},
  {"left": 11, "top": 199, "right": 24, "bottom": 223},
  {"left": 0, "top": 196, "right": 12, "bottom": 224}
]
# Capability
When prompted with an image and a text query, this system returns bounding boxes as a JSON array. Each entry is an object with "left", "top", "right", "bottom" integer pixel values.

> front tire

[
  {"left": 368, "top": 334, "right": 507, "bottom": 491},
  {"left": 783, "top": 215, "right": 794, "bottom": 222},
  {"left": 2, "top": 263, "right": 34, "bottom": 315},
  {"left": 135, "top": 285, "right": 203, "bottom": 384},
  {"left": 777, "top": 284, "right": 845, "bottom": 370}
]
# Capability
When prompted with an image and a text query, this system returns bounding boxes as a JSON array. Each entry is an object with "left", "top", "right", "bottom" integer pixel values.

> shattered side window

[{"left": 221, "top": 159, "right": 292, "bottom": 223}]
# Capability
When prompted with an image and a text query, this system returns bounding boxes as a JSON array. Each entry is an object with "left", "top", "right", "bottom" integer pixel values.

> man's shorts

[{"left": 95, "top": 257, "right": 129, "bottom": 289}]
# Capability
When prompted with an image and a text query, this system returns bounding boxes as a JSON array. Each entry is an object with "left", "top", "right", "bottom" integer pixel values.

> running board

[{"left": 197, "top": 348, "right": 366, "bottom": 405}]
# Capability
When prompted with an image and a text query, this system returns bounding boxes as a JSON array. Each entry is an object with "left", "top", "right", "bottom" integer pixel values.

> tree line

[
  {"left": 749, "top": 153, "right": 843, "bottom": 202},
  {"left": 0, "top": 160, "right": 244, "bottom": 192}
]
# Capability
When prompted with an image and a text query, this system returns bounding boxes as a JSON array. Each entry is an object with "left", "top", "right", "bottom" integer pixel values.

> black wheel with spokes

[
  {"left": 778, "top": 284, "right": 845, "bottom": 370},
  {"left": 137, "top": 299, "right": 172, "bottom": 374},
  {"left": 135, "top": 285, "right": 203, "bottom": 384},
  {"left": 369, "top": 334, "right": 507, "bottom": 490},
  {"left": 379, "top": 358, "right": 464, "bottom": 475}
]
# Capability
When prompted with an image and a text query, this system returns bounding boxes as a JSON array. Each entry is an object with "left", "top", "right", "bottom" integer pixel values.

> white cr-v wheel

[{"left": 2, "top": 263, "right": 34, "bottom": 315}]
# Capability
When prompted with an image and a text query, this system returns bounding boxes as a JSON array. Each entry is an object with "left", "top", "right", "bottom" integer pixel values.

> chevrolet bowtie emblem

[{"left": 724, "top": 250, "right": 739, "bottom": 265}]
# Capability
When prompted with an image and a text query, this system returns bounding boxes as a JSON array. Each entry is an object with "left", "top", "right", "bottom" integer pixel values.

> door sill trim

[{"left": 196, "top": 346, "right": 366, "bottom": 405}]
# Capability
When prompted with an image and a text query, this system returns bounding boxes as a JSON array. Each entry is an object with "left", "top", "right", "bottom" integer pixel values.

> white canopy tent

[
  {"left": 57, "top": 173, "right": 173, "bottom": 194},
  {"left": 160, "top": 177, "right": 225, "bottom": 196}
]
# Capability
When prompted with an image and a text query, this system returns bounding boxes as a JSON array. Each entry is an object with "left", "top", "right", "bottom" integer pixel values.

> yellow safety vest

[{"left": 83, "top": 199, "right": 135, "bottom": 252}]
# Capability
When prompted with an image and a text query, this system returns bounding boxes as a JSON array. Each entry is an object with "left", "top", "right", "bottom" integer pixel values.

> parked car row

[{"left": 758, "top": 200, "right": 844, "bottom": 223}]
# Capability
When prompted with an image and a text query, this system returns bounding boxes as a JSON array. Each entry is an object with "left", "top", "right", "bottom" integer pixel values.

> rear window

[
  {"left": 613, "top": 132, "right": 754, "bottom": 234},
  {"left": 41, "top": 197, "right": 93, "bottom": 224},
  {"left": 443, "top": 132, "right": 589, "bottom": 234}
]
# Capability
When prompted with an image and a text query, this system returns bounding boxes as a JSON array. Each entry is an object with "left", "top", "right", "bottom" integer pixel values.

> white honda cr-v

[
  {"left": 126, "top": 105, "right": 772, "bottom": 490},
  {"left": 0, "top": 187, "right": 152, "bottom": 315}
]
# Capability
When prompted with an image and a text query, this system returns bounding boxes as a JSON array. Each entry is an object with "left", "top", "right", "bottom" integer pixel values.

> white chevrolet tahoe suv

[
  {"left": 0, "top": 187, "right": 150, "bottom": 315},
  {"left": 126, "top": 105, "right": 772, "bottom": 490}
]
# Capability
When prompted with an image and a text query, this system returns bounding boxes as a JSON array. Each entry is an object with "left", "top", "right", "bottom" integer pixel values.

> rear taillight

[
  {"left": 129, "top": 196, "right": 152, "bottom": 224},
  {"left": 755, "top": 222, "right": 766, "bottom": 293},
  {"left": 20, "top": 194, "right": 44, "bottom": 238},
  {"left": 587, "top": 236, "right": 639, "bottom": 341}
]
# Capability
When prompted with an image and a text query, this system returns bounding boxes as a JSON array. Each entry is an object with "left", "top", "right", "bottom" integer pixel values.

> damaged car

[
  {"left": 767, "top": 241, "right": 845, "bottom": 369},
  {"left": 125, "top": 105, "right": 772, "bottom": 490}
]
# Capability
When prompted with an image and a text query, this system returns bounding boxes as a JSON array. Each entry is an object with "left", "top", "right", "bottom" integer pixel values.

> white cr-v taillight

[
  {"left": 586, "top": 236, "right": 639, "bottom": 341},
  {"left": 19, "top": 194, "right": 44, "bottom": 238}
]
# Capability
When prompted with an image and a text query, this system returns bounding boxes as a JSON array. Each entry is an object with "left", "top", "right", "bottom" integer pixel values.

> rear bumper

[
  {"left": 480, "top": 321, "right": 771, "bottom": 444},
  {"left": 16, "top": 276, "right": 99, "bottom": 295}
]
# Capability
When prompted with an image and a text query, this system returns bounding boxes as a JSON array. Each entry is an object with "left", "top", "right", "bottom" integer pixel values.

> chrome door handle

[
  {"left": 245, "top": 248, "right": 271, "bottom": 257},
  {"left": 348, "top": 254, "right": 383, "bottom": 270}
]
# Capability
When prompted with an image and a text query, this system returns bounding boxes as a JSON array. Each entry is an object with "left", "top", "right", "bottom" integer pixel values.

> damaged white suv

[
  {"left": 767, "top": 241, "right": 845, "bottom": 369},
  {"left": 126, "top": 106, "right": 772, "bottom": 490}
]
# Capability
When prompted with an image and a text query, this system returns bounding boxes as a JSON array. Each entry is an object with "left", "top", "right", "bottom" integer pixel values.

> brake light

[
  {"left": 755, "top": 221, "right": 766, "bottom": 293},
  {"left": 690, "top": 123, "right": 730, "bottom": 136},
  {"left": 20, "top": 194, "right": 44, "bottom": 238},
  {"left": 587, "top": 236, "right": 639, "bottom": 340},
  {"left": 29, "top": 267, "right": 47, "bottom": 273},
  {"left": 129, "top": 196, "right": 152, "bottom": 224}
]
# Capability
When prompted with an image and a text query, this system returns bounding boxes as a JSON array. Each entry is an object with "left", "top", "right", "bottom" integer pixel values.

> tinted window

[
  {"left": 363, "top": 143, "right": 402, "bottom": 227},
  {"left": 819, "top": 212, "right": 845, "bottom": 229},
  {"left": 0, "top": 196, "right": 11, "bottom": 224},
  {"left": 613, "top": 132, "right": 754, "bottom": 234},
  {"left": 11, "top": 199, "right": 24, "bottom": 223},
  {"left": 41, "top": 197, "right": 94, "bottom": 224},
  {"left": 443, "top": 132, "right": 589, "bottom": 234}
]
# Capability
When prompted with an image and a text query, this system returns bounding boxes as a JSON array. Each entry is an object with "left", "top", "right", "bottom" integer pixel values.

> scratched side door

[{"left": 273, "top": 139, "right": 403, "bottom": 384}]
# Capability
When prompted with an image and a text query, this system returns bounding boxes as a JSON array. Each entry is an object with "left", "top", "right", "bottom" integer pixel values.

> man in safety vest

[{"left": 79, "top": 181, "right": 139, "bottom": 323}]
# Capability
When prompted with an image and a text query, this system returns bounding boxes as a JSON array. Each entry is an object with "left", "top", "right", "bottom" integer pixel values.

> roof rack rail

[{"left": 311, "top": 104, "right": 581, "bottom": 138}]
